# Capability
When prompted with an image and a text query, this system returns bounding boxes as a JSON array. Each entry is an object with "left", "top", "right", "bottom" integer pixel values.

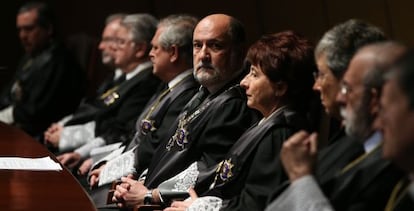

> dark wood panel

[
  {"left": 324, "top": 0, "right": 391, "bottom": 35},
  {"left": 3, "top": 0, "right": 414, "bottom": 93},
  {"left": 0, "top": 123, "right": 96, "bottom": 211},
  {"left": 150, "top": 0, "right": 262, "bottom": 45},
  {"left": 386, "top": 0, "right": 414, "bottom": 46},
  {"left": 260, "top": 0, "right": 328, "bottom": 43}
]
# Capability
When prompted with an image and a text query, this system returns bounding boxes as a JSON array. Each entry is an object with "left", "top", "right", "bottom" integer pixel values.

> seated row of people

[
  {"left": 3, "top": 3, "right": 412, "bottom": 210},
  {"left": 85, "top": 13, "right": 411, "bottom": 211},
  {"left": 53, "top": 12, "right": 413, "bottom": 211},
  {"left": 266, "top": 42, "right": 414, "bottom": 211}
]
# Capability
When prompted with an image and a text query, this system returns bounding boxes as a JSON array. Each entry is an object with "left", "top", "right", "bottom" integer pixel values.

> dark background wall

[{"left": 1, "top": 0, "right": 414, "bottom": 90}]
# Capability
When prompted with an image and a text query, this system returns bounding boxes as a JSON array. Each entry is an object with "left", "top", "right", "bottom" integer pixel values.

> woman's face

[
  {"left": 240, "top": 64, "right": 280, "bottom": 117},
  {"left": 313, "top": 55, "right": 341, "bottom": 117}
]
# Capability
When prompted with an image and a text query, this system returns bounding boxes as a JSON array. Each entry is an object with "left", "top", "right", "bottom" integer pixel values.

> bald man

[{"left": 110, "top": 14, "right": 258, "bottom": 209}]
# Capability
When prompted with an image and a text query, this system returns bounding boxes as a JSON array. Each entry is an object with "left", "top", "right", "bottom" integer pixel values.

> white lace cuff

[
  {"left": 59, "top": 121, "right": 96, "bottom": 151},
  {"left": 187, "top": 196, "right": 222, "bottom": 211},
  {"left": 98, "top": 148, "right": 135, "bottom": 186},
  {"left": 158, "top": 162, "right": 199, "bottom": 192},
  {"left": 74, "top": 137, "right": 105, "bottom": 158}
]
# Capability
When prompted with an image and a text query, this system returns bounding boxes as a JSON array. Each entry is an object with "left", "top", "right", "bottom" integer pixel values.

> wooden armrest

[
  {"left": 106, "top": 179, "right": 122, "bottom": 204},
  {"left": 134, "top": 204, "right": 162, "bottom": 211}
]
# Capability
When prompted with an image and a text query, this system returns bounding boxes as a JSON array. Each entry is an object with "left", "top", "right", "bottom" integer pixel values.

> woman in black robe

[{"left": 161, "top": 30, "right": 317, "bottom": 211}]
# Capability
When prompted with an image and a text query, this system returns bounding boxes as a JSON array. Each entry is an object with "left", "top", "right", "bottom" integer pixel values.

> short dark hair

[
  {"left": 390, "top": 48, "right": 414, "bottom": 109},
  {"left": 246, "top": 30, "right": 316, "bottom": 111},
  {"left": 18, "top": 1, "right": 55, "bottom": 30}
]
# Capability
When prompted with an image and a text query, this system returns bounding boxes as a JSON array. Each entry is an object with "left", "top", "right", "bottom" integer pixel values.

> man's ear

[
  {"left": 134, "top": 43, "right": 148, "bottom": 58},
  {"left": 169, "top": 45, "right": 179, "bottom": 63}
]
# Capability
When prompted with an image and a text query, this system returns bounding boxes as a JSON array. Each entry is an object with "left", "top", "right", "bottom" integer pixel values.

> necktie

[{"left": 185, "top": 87, "right": 209, "bottom": 114}]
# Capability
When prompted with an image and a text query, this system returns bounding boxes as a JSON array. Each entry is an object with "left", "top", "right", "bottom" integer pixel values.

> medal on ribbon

[
  {"left": 140, "top": 119, "right": 156, "bottom": 136},
  {"left": 166, "top": 126, "right": 189, "bottom": 151},
  {"left": 165, "top": 97, "right": 213, "bottom": 151},
  {"left": 210, "top": 158, "right": 234, "bottom": 189},
  {"left": 103, "top": 92, "right": 119, "bottom": 105},
  {"left": 176, "top": 127, "right": 188, "bottom": 147},
  {"left": 219, "top": 159, "right": 233, "bottom": 181}
]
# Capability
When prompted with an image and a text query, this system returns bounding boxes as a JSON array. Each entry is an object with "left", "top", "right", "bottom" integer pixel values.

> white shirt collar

[
  {"left": 126, "top": 61, "right": 152, "bottom": 81},
  {"left": 113, "top": 68, "right": 123, "bottom": 80},
  {"left": 364, "top": 131, "right": 382, "bottom": 153},
  {"left": 168, "top": 69, "right": 192, "bottom": 89},
  {"left": 257, "top": 105, "right": 287, "bottom": 126}
]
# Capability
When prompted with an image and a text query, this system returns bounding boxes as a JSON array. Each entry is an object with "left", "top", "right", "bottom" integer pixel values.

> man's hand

[
  {"left": 281, "top": 130, "right": 318, "bottom": 182},
  {"left": 57, "top": 152, "right": 81, "bottom": 169},
  {"left": 44, "top": 123, "right": 63, "bottom": 147},
  {"left": 88, "top": 163, "right": 106, "bottom": 188},
  {"left": 164, "top": 188, "right": 198, "bottom": 211},
  {"left": 78, "top": 158, "right": 93, "bottom": 176},
  {"left": 112, "top": 177, "right": 147, "bottom": 208}
]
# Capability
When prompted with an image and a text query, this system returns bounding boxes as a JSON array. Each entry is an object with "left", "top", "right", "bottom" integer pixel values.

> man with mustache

[
  {"left": 85, "top": 14, "right": 200, "bottom": 206},
  {"left": 0, "top": 2, "right": 85, "bottom": 137},
  {"left": 266, "top": 41, "right": 406, "bottom": 211},
  {"left": 43, "top": 13, "right": 126, "bottom": 155},
  {"left": 375, "top": 49, "right": 414, "bottom": 210},
  {"left": 110, "top": 14, "right": 259, "bottom": 209}
]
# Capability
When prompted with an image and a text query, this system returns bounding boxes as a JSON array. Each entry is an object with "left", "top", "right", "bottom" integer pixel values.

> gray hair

[
  {"left": 121, "top": 13, "right": 158, "bottom": 54},
  {"left": 157, "top": 14, "right": 198, "bottom": 66},
  {"left": 315, "top": 19, "right": 386, "bottom": 80},
  {"left": 105, "top": 13, "right": 127, "bottom": 25},
  {"left": 343, "top": 41, "right": 405, "bottom": 139}
]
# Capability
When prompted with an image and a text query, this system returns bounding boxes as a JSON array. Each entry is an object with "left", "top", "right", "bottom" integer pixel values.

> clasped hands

[{"left": 112, "top": 175, "right": 147, "bottom": 208}]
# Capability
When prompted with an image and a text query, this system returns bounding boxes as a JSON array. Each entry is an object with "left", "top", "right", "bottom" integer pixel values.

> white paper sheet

[{"left": 0, "top": 156, "right": 62, "bottom": 171}]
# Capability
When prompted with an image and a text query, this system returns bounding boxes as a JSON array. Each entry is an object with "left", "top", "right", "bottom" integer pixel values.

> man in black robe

[
  {"left": 0, "top": 2, "right": 86, "bottom": 137},
  {"left": 44, "top": 14, "right": 161, "bottom": 169},
  {"left": 110, "top": 14, "right": 259, "bottom": 209},
  {"left": 87, "top": 15, "right": 200, "bottom": 206},
  {"left": 374, "top": 49, "right": 414, "bottom": 211},
  {"left": 266, "top": 41, "right": 407, "bottom": 211}
]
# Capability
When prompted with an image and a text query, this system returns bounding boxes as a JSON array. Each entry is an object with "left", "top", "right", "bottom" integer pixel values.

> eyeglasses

[
  {"left": 340, "top": 82, "right": 352, "bottom": 96},
  {"left": 313, "top": 71, "right": 326, "bottom": 81},
  {"left": 101, "top": 37, "right": 117, "bottom": 44},
  {"left": 113, "top": 37, "right": 135, "bottom": 48}
]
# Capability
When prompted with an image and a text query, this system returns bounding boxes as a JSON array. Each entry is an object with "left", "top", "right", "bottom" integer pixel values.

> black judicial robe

[
  {"left": 143, "top": 84, "right": 259, "bottom": 189},
  {"left": 200, "top": 107, "right": 308, "bottom": 211},
  {"left": 133, "top": 74, "right": 199, "bottom": 175},
  {"left": 93, "top": 66, "right": 162, "bottom": 145},
  {"left": 316, "top": 130, "right": 365, "bottom": 185},
  {"left": 393, "top": 196, "right": 414, "bottom": 211},
  {"left": 389, "top": 177, "right": 414, "bottom": 211},
  {"left": 0, "top": 42, "right": 86, "bottom": 136},
  {"left": 323, "top": 145, "right": 404, "bottom": 211},
  {"left": 63, "top": 72, "right": 126, "bottom": 126},
  {"left": 265, "top": 128, "right": 365, "bottom": 204},
  {"left": 90, "top": 74, "right": 198, "bottom": 207}
]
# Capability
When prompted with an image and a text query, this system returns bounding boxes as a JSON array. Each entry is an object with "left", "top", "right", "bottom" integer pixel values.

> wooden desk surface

[{"left": 0, "top": 122, "right": 96, "bottom": 211}]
